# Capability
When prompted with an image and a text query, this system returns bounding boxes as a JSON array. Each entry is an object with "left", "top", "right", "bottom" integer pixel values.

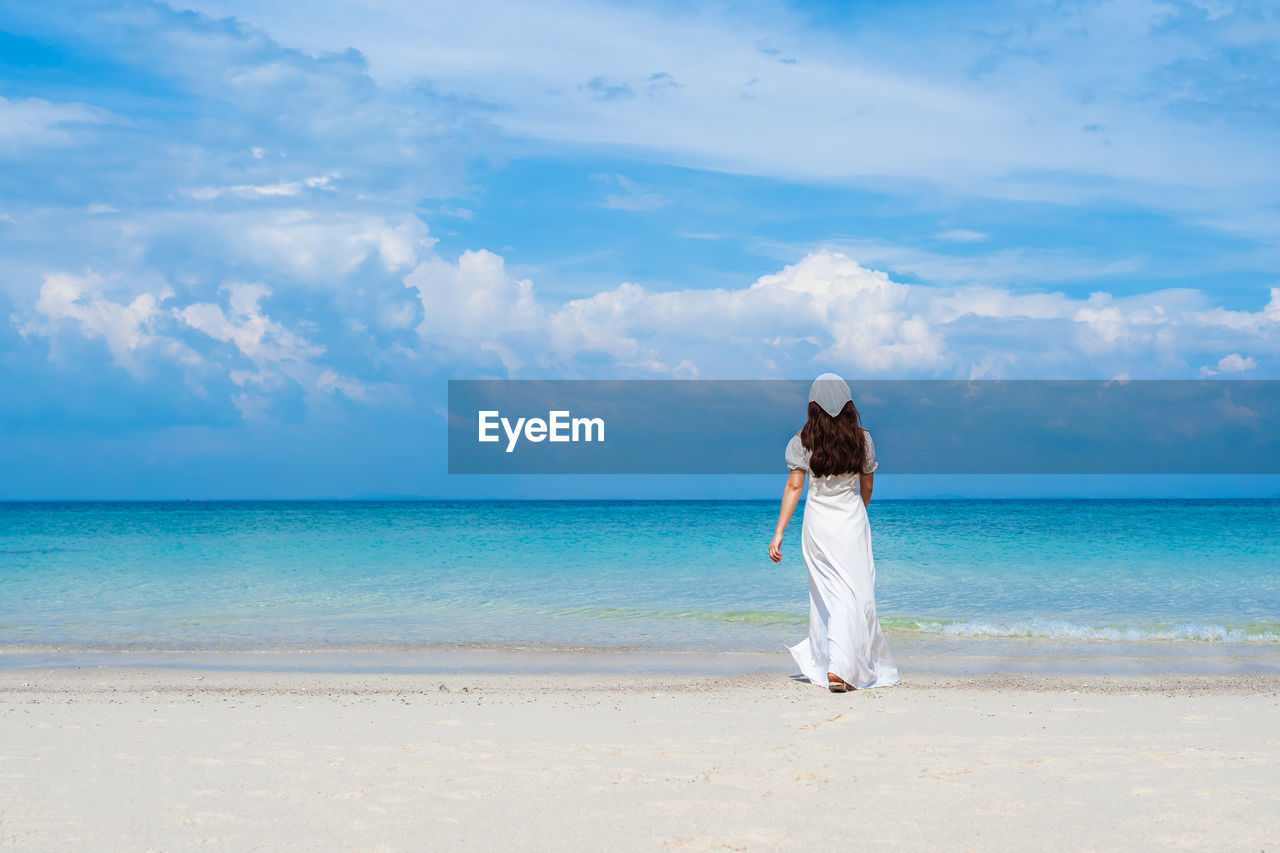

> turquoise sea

[{"left": 2, "top": 500, "right": 1278, "bottom": 661}]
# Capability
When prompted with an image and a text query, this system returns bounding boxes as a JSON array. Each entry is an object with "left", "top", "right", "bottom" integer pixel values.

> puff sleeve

[
  {"left": 862, "top": 429, "right": 879, "bottom": 474},
  {"left": 785, "top": 434, "right": 809, "bottom": 471}
]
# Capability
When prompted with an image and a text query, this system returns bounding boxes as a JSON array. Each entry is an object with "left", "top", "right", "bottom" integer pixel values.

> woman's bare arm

[
  {"left": 860, "top": 472, "right": 874, "bottom": 507},
  {"left": 768, "top": 468, "right": 807, "bottom": 562}
]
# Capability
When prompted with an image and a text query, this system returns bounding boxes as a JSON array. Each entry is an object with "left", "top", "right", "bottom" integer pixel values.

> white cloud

[
  {"left": 316, "top": 369, "right": 367, "bottom": 399},
  {"left": 10, "top": 0, "right": 1280, "bottom": 408},
  {"left": 405, "top": 249, "right": 541, "bottom": 370},
  {"left": 17, "top": 243, "right": 1280, "bottom": 429},
  {"left": 187, "top": 173, "right": 340, "bottom": 201},
  {"left": 1189, "top": 288, "right": 1280, "bottom": 335},
  {"left": 178, "top": 282, "right": 368, "bottom": 417},
  {"left": 757, "top": 238, "right": 1143, "bottom": 287},
  {"left": 397, "top": 248, "right": 1280, "bottom": 379},
  {"left": 180, "top": 283, "right": 320, "bottom": 363},
  {"left": 248, "top": 211, "right": 427, "bottom": 276},
  {"left": 175, "top": 0, "right": 1280, "bottom": 224},
  {"left": 153, "top": 210, "right": 432, "bottom": 281},
  {"left": 15, "top": 272, "right": 371, "bottom": 417},
  {"left": 0, "top": 96, "right": 110, "bottom": 151},
  {"left": 936, "top": 229, "right": 989, "bottom": 243},
  {"left": 17, "top": 273, "right": 187, "bottom": 374},
  {"left": 1200, "top": 352, "right": 1259, "bottom": 377}
]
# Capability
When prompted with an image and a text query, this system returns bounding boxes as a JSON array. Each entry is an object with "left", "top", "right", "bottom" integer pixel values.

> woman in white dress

[{"left": 768, "top": 374, "right": 901, "bottom": 692}]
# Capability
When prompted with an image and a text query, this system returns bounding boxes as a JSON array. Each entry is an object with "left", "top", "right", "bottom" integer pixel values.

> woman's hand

[{"left": 770, "top": 469, "right": 805, "bottom": 563}]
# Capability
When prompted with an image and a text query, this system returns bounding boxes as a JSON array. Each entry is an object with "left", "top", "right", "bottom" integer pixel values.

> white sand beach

[{"left": 3, "top": 662, "right": 1278, "bottom": 851}]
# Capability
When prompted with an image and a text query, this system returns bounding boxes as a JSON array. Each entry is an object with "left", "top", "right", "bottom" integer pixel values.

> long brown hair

[{"left": 800, "top": 400, "right": 866, "bottom": 477}]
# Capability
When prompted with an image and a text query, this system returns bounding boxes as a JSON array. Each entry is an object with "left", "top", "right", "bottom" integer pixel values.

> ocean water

[{"left": 1, "top": 500, "right": 1278, "bottom": 655}]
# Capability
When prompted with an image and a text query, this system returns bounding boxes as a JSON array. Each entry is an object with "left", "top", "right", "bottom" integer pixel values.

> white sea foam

[{"left": 900, "top": 618, "right": 1280, "bottom": 643}]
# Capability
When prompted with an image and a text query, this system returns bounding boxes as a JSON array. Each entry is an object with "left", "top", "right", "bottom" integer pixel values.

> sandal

[{"left": 827, "top": 673, "right": 850, "bottom": 693}]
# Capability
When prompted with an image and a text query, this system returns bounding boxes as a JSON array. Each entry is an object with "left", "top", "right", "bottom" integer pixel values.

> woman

[{"left": 768, "top": 373, "right": 900, "bottom": 692}]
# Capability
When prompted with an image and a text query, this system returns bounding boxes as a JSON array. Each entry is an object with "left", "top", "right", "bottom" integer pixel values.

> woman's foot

[{"left": 827, "top": 672, "right": 850, "bottom": 693}]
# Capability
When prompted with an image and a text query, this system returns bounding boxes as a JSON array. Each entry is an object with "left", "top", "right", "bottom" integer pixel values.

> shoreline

[
  {"left": 6, "top": 666, "right": 1280, "bottom": 695},
  {"left": 4, "top": 637, "right": 1279, "bottom": 676}
]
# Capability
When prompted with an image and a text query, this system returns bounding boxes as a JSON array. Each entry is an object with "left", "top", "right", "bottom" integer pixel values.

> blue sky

[{"left": 2, "top": 0, "right": 1280, "bottom": 498}]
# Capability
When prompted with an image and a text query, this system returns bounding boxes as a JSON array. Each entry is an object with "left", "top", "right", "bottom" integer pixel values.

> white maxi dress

[{"left": 785, "top": 431, "right": 900, "bottom": 689}]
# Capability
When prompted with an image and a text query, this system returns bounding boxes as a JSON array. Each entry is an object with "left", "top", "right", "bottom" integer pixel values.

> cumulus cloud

[
  {"left": 398, "top": 248, "right": 1280, "bottom": 379},
  {"left": 179, "top": 283, "right": 321, "bottom": 366},
  {"left": 1200, "top": 353, "right": 1259, "bottom": 377},
  {"left": 17, "top": 273, "right": 370, "bottom": 419},
  {"left": 15, "top": 243, "right": 1280, "bottom": 436},
  {"left": 774, "top": 239, "right": 1143, "bottom": 288},
  {"left": 404, "top": 249, "right": 541, "bottom": 370},
  {"left": 7, "top": 0, "right": 1280, "bottom": 439},
  {"left": 1192, "top": 288, "right": 1280, "bottom": 336},
  {"left": 177, "top": 282, "right": 367, "bottom": 417},
  {"left": 16, "top": 273, "right": 189, "bottom": 374}
]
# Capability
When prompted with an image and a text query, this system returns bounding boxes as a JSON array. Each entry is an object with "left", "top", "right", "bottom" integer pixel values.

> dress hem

[{"left": 785, "top": 641, "right": 901, "bottom": 690}]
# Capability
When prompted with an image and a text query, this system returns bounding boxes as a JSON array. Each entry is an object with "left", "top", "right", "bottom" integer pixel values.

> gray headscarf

[{"left": 809, "top": 372, "right": 852, "bottom": 418}]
